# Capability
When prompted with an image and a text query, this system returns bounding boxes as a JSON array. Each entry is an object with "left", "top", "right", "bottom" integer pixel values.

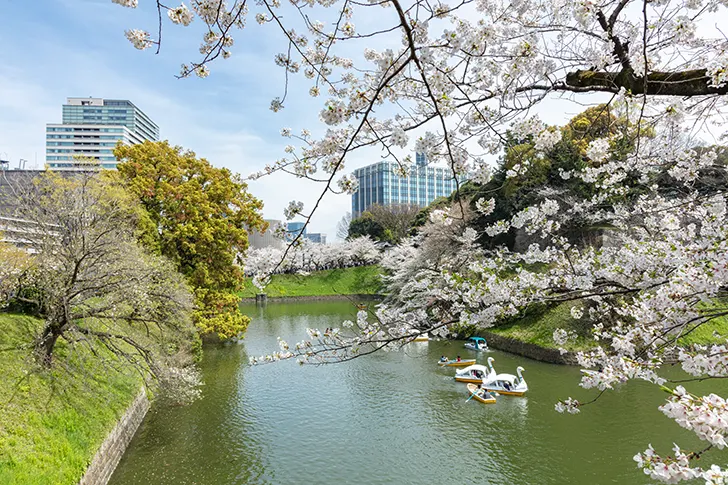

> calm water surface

[{"left": 110, "top": 301, "right": 728, "bottom": 484}]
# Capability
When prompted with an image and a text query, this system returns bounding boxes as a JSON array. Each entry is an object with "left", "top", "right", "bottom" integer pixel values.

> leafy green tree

[
  {"left": 348, "top": 213, "right": 386, "bottom": 241},
  {"left": 466, "top": 105, "right": 641, "bottom": 249},
  {"left": 364, "top": 203, "right": 421, "bottom": 243},
  {"left": 114, "top": 141, "right": 266, "bottom": 339},
  {"left": 7, "top": 171, "right": 196, "bottom": 397}
]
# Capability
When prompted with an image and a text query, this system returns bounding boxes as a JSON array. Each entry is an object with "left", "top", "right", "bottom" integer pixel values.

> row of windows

[
  {"left": 63, "top": 115, "right": 131, "bottom": 120},
  {"left": 47, "top": 127, "right": 125, "bottom": 133},
  {"left": 48, "top": 163, "right": 118, "bottom": 169},
  {"left": 47, "top": 149, "right": 114, "bottom": 154},
  {"left": 47, "top": 142, "right": 118, "bottom": 147},
  {"left": 47, "top": 134, "right": 123, "bottom": 140},
  {"left": 354, "top": 165, "right": 453, "bottom": 176},
  {"left": 63, "top": 108, "right": 130, "bottom": 114},
  {"left": 358, "top": 183, "right": 454, "bottom": 193},
  {"left": 47, "top": 156, "right": 117, "bottom": 162},
  {"left": 355, "top": 173, "right": 459, "bottom": 185}
]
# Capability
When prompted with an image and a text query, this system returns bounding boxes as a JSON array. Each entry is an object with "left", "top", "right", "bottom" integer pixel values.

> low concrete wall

[
  {"left": 78, "top": 387, "right": 149, "bottom": 485},
  {"left": 483, "top": 331, "right": 579, "bottom": 365},
  {"left": 239, "top": 294, "right": 384, "bottom": 303}
]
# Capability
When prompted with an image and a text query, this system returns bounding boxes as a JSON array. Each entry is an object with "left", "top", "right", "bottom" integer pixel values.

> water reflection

[{"left": 110, "top": 300, "right": 728, "bottom": 485}]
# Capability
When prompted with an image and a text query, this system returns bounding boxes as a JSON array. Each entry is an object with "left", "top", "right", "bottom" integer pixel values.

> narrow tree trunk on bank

[{"left": 35, "top": 324, "right": 62, "bottom": 367}]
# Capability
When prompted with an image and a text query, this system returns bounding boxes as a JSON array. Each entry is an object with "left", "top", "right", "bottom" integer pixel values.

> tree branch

[{"left": 565, "top": 68, "right": 726, "bottom": 96}]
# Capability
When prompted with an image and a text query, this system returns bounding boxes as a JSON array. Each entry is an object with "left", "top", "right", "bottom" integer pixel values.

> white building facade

[
  {"left": 46, "top": 97, "right": 159, "bottom": 170},
  {"left": 248, "top": 219, "right": 285, "bottom": 249}
]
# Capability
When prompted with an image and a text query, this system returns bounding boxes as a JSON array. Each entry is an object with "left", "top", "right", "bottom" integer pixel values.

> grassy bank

[
  {"left": 488, "top": 301, "right": 728, "bottom": 353},
  {"left": 240, "top": 265, "right": 383, "bottom": 298},
  {"left": 488, "top": 302, "right": 598, "bottom": 352},
  {"left": 0, "top": 313, "right": 141, "bottom": 485},
  {"left": 676, "top": 307, "right": 728, "bottom": 346}
]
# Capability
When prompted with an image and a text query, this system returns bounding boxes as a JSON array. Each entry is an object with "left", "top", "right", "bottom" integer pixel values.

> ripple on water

[{"left": 109, "top": 302, "right": 728, "bottom": 485}]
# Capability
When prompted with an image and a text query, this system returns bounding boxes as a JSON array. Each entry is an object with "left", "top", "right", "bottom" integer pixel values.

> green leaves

[{"left": 114, "top": 141, "right": 265, "bottom": 339}]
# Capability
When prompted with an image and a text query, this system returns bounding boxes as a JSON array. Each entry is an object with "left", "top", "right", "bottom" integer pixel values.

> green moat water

[{"left": 109, "top": 301, "right": 728, "bottom": 484}]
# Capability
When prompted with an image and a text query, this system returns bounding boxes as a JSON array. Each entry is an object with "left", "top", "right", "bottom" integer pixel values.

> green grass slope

[
  {"left": 488, "top": 302, "right": 598, "bottom": 352},
  {"left": 677, "top": 301, "right": 728, "bottom": 346},
  {"left": 0, "top": 313, "right": 141, "bottom": 485},
  {"left": 240, "top": 265, "right": 383, "bottom": 298},
  {"left": 489, "top": 300, "right": 728, "bottom": 352}
]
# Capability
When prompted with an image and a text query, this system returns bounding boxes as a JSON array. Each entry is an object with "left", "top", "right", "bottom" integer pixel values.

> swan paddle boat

[
  {"left": 454, "top": 364, "right": 494, "bottom": 383},
  {"left": 482, "top": 365, "right": 528, "bottom": 397},
  {"left": 437, "top": 357, "right": 476, "bottom": 367},
  {"left": 466, "top": 383, "right": 497, "bottom": 404},
  {"left": 413, "top": 334, "right": 430, "bottom": 342},
  {"left": 464, "top": 336, "right": 488, "bottom": 351}
]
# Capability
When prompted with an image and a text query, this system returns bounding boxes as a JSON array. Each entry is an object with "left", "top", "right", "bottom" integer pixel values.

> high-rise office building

[
  {"left": 305, "top": 233, "right": 327, "bottom": 244},
  {"left": 286, "top": 221, "right": 307, "bottom": 241},
  {"left": 351, "top": 155, "right": 467, "bottom": 217},
  {"left": 46, "top": 97, "right": 159, "bottom": 170}
]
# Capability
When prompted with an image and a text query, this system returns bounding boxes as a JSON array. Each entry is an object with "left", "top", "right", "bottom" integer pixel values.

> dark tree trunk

[{"left": 35, "top": 324, "right": 62, "bottom": 367}]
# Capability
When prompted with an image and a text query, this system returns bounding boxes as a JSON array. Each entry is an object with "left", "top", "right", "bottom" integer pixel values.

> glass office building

[
  {"left": 286, "top": 222, "right": 306, "bottom": 241},
  {"left": 46, "top": 97, "right": 159, "bottom": 170},
  {"left": 304, "top": 233, "right": 327, "bottom": 244},
  {"left": 351, "top": 155, "right": 467, "bottom": 217}
]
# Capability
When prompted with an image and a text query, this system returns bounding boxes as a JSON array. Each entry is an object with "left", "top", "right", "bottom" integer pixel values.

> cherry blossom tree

[
  {"left": 111, "top": 0, "right": 728, "bottom": 480},
  {"left": 245, "top": 235, "right": 381, "bottom": 291}
]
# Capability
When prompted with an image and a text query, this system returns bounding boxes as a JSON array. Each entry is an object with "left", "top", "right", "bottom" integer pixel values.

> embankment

[
  {"left": 482, "top": 330, "right": 579, "bottom": 365},
  {"left": 0, "top": 313, "right": 142, "bottom": 485},
  {"left": 239, "top": 265, "right": 383, "bottom": 299}
]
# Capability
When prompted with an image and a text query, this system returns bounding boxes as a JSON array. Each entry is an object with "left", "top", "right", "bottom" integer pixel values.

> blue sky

[
  {"left": 0, "top": 0, "right": 369, "bottom": 239},
  {"left": 0, "top": 0, "right": 617, "bottom": 240}
]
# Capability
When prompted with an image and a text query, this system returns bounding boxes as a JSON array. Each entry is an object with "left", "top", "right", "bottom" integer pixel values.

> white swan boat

[
  {"left": 454, "top": 364, "right": 495, "bottom": 383},
  {"left": 464, "top": 336, "right": 488, "bottom": 351},
  {"left": 482, "top": 364, "right": 528, "bottom": 397}
]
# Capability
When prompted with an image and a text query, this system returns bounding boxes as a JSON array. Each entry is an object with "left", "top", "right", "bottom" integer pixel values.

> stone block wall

[
  {"left": 483, "top": 331, "right": 579, "bottom": 365},
  {"left": 78, "top": 387, "right": 149, "bottom": 485}
]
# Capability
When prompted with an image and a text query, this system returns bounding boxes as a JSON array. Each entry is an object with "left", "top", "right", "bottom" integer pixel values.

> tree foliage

[
  {"left": 348, "top": 204, "right": 421, "bottom": 243},
  {"left": 364, "top": 203, "right": 421, "bottom": 243},
  {"left": 348, "top": 213, "right": 386, "bottom": 242},
  {"left": 0, "top": 240, "right": 34, "bottom": 304},
  {"left": 114, "top": 141, "right": 266, "bottom": 339},
  {"left": 6, "top": 171, "right": 197, "bottom": 398},
  {"left": 460, "top": 105, "right": 642, "bottom": 249}
]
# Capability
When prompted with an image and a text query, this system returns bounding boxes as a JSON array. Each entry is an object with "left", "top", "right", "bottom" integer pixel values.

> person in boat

[
  {"left": 504, "top": 381, "right": 512, "bottom": 391},
  {"left": 440, "top": 355, "right": 448, "bottom": 362},
  {"left": 456, "top": 355, "right": 461, "bottom": 362}
]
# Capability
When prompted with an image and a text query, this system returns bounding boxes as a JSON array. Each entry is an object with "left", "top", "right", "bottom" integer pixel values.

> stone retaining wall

[
  {"left": 78, "top": 387, "right": 149, "bottom": 485},
  {"left": 483, "top": 331, "right": 580, "bottom": 365}
]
